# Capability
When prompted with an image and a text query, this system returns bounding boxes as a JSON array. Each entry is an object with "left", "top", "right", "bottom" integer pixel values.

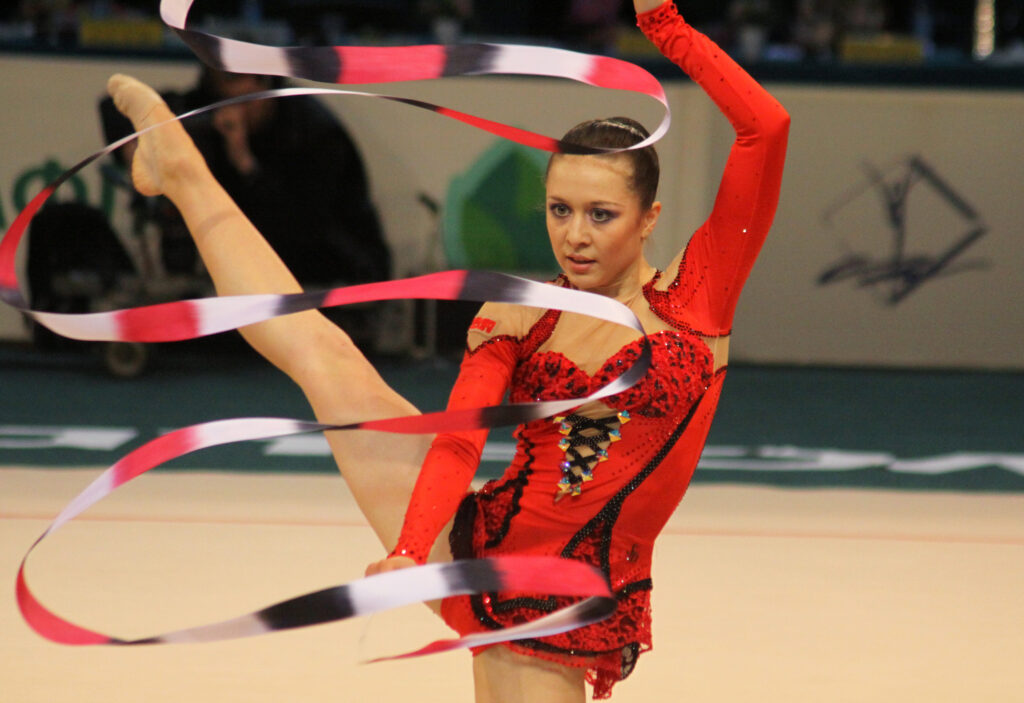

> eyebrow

[{"left": 546, "top": 196, "right": 623, "bottom": 208}]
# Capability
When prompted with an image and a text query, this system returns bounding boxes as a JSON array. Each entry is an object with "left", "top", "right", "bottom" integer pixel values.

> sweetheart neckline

[{"left": 522, "top": 328, "right": 713, "bottom": 382}]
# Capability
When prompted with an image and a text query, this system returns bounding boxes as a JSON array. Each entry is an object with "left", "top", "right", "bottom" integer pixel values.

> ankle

[{"left": 160, "top": 146, "right": 214, "bottom": 198}]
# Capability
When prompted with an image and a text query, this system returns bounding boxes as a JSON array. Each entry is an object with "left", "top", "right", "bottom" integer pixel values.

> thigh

[
  {"left": 312, "top": 352, "right": 461, "bottom": 565},
  {"left": 472, "top": 645, "right": 585, "bottom": 703},
  {"left": 304, "top": 351, "right": 436, "bottom": 554}
]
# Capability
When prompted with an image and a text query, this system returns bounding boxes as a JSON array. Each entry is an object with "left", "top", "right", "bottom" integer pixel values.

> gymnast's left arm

[
  {"left": 638, "top": 1, "right": 790, "bottom": 332},
  {"left": 366, "top": 317, "right": 518, "bottom": 575}
]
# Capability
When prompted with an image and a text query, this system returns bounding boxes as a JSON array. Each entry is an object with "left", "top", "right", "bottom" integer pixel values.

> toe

[{"left": 107, "top": 74, "right": 165, "bottom": 127}]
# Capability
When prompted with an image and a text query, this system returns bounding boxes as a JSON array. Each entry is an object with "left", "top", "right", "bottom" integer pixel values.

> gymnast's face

[{"left": 546, "top": 154, "right": 660, "bottom": 298}]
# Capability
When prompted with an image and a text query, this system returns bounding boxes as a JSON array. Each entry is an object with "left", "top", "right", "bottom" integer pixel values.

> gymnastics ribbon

[
  {"left": 10, "top": 273, "right": 638, "bottom": 650},
  {"left": 6, "top": 0, "right": 670, "bottom": 655},
  {"left": 160, "top": 0, "right": 670, "bottom": 155}
]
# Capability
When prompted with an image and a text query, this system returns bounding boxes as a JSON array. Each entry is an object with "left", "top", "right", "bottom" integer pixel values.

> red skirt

[{"left": 441, "top": 488, "right": 654, "bottom": 700}]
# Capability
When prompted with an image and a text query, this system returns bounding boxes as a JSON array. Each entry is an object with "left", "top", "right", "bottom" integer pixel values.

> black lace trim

[
  {"left": 466, "top": 393, "right": 702, "bottom": 646},
  {"left": 561, "top": 395, "right": 702, "bottom": 576},
  {"left": 474, "top": 577, "right": 653, "bottom": 642},
  {"left": 483, "top": 435, "right": 535, "bottom": 550},
  {"left": 617, "top": 578, "right": 653, "bottom": 599},
  {"left": 449, "top": 435, "right": 536, "bottom": 560}
]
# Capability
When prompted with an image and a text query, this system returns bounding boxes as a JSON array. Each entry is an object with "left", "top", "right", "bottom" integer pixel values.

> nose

[{"left": 564, "top": 214, "right": 591, "bottom": 249}]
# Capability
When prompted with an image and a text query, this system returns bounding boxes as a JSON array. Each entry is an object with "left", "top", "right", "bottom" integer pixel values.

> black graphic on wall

[{"left": 818, "top": 156, "right": 988, "bottom": 305}]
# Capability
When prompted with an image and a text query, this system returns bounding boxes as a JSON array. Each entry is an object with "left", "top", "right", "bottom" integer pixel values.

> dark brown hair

[{"left": 547, "top": 117, "right": 660, "bottom": 210}]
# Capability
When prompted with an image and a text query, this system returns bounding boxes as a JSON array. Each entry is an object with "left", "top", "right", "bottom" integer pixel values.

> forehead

[{"left": 546, "top": 154, "right": 636, "bottom": 201}]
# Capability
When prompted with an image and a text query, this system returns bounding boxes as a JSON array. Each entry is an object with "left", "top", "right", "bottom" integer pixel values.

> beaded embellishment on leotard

[
  {"left": 510, "top": 330, "right": 712, "bottom": 420},
  {"left": 551, "top": 411, "right": 630, "bottom": 499}
]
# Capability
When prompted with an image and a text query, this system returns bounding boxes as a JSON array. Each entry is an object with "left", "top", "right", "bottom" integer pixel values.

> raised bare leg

[{"left": 107, "top": 74, "right": 436, "bottom": 554}]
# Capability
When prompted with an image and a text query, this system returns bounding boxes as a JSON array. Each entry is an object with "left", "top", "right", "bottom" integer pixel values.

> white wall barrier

[{"left": 2, "top": 54, "right": 1021, "bottom": 368}]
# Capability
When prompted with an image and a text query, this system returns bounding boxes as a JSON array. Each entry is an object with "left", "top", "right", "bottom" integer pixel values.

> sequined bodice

[{"left": 509, "top": 328, "right": 714, "bottom": 421}]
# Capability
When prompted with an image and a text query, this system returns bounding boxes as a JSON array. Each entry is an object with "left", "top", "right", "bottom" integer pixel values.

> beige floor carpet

[{"left": 3, "top": 468, "right": 1022, "bottom": 702}]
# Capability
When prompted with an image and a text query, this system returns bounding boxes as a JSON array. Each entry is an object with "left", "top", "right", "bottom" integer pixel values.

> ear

[{"left": 640, "top": 201, "right": 662, "bottom": 241}]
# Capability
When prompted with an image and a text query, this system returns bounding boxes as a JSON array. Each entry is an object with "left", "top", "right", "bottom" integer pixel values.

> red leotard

[{"left": 392, "top": 2, "right": 789, "bottom": 697}]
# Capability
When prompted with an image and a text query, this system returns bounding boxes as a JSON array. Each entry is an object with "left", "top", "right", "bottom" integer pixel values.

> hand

[
  {"left": 634, "top": 0, "right": 666, "bottom": 13},
  {"left": 212, "top": 104, "right": 258, "bottom": 175},
  {"left": 365, "top": 555, "right": 417, "bottom": 577}
]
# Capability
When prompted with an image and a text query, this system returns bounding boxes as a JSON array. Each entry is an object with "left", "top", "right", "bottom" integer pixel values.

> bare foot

[{"left": 107, "top": 73, "right": 203, "bottom": 198}]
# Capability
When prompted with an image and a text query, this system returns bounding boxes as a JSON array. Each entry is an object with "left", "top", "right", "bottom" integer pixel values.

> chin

[
  {"left": 559, "top": 263, "right": 605, "bottom": 291},
  {"left": 561, "top": 270, "right": 586, "bottom": 288}
]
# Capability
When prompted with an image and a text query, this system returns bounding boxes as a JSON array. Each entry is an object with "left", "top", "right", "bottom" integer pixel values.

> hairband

[{"left": 595, "top": 119, "right": 649, "bottom": 141}]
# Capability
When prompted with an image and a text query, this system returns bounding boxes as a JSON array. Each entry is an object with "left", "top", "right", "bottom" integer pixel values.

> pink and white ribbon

[{"left": 4, "top": 0, "right": 670, "bottom": 657}]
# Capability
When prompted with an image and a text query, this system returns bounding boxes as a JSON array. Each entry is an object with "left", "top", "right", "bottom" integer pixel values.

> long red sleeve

[
  {"left": 391, "top": 4, "right": 788, "bottom": 565},
  {"left": 639, "top": 2, "right": 790, "bottom": 334},
  {"left": 390, "top": 333, "right": 518, "bottom": 563}
]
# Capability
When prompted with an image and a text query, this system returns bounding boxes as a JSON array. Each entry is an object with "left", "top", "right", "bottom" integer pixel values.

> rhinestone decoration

[{"left": 552, "top": 411, "right": 629, "bottom": 500}]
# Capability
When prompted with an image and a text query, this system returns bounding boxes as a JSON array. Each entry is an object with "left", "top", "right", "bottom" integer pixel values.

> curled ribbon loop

[
  {"left": 160, "top": 0, "right": 670, "bottom": 155},
  {"left": 5, "top": 0, "right": 669, "bottom": 656}
]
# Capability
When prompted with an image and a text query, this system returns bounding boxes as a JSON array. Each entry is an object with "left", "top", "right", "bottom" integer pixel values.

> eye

[
  {"left": 549, "top": 203, "right": 570, "bottom": 218},
  {"left": 590, "top": 208, "right": 614, "bottom": 223}
]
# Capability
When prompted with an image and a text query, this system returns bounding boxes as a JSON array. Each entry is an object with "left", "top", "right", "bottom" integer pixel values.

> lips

[{"left": 566, "top": 254, "right": 595, "bottom": 274}]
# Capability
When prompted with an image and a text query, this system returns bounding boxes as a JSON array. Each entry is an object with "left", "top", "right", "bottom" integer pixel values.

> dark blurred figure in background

[
  {"left": 94, "top": 65, "right": 390, "bottom": 352},
  {"left": 9, "top": 0, "right": 80, "bottom": 45},
  {"left": 101, "top": 66, "right": 391, "bottom": 289},
  {"left": 996, "top": 0, "right": 1024, "bottom": 59},
  {"left": 566, "top": 0, "right": 625, "bottom": 52},
  {"left": 182, "top": 68, "right": 390, "bottom": 287},
  {"left": 790, "top": 0, "right": 838, "bottom": 58}
]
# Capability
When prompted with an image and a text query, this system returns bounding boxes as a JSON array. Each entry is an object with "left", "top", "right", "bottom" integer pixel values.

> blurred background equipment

[{"left": 2, "top": 1, "right": 1022, "bottom": 64}]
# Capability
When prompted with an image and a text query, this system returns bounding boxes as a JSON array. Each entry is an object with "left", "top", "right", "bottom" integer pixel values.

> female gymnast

[{"left": 107, "top": 1, "right": 789, "bottom": 700}]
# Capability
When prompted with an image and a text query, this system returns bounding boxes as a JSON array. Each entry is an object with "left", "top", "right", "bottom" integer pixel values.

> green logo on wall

[
  {"left": 3, "top": 158, "right": 118, "bottom": 230},
  {"left": 443, "top": 140, "right": 554, "bottom": 272}
]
